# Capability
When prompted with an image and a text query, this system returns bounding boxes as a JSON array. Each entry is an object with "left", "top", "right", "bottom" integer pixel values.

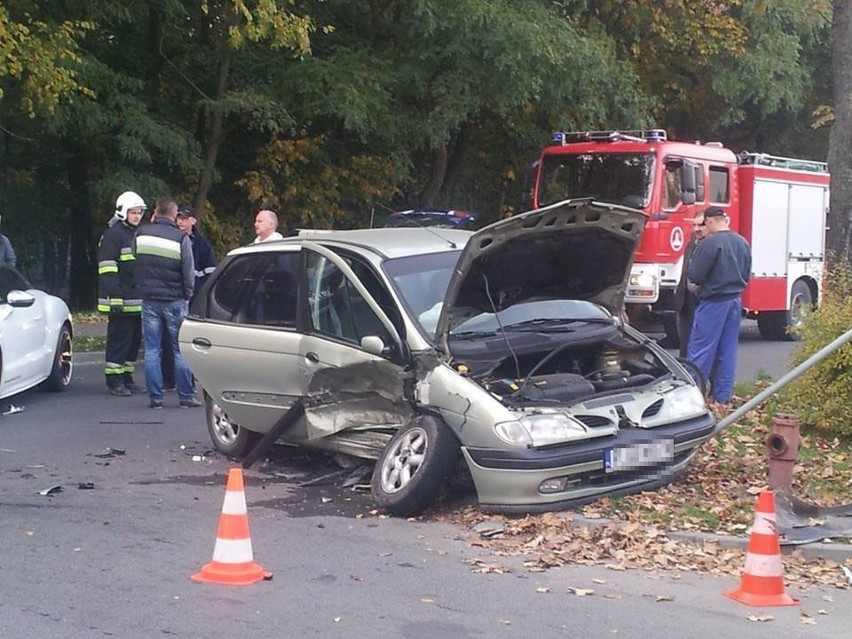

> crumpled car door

[{"left": 299, "top": 243, "right": 412, "bottom": 442}]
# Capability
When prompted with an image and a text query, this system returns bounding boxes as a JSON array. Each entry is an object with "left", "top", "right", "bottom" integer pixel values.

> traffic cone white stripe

[
  {"left": 750, "top": 511, "right": 777, "bottom": 536},
  {"left": 222, "top": 490, "right": 248, "bottom": 515},
  {"left": 212, "top": 537, "right": 255, "bottom": 564},
  {"left": 743, "top": 552, "right": 784, "bottom": 578}
]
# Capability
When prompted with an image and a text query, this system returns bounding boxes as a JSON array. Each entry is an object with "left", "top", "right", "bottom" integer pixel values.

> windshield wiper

[
  {"left": 505, "top": 317, "right": 613, "bottom": 332},
  {"left": 449, "top": 330, "right": 499, "bottom": 340}
]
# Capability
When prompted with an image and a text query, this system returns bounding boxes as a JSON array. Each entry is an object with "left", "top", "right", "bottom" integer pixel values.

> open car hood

[{"left": 435, "top": 199, "right": 647, "bottom": 339}]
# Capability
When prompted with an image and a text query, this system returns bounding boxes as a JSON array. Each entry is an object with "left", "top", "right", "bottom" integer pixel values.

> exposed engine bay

[{"left": 452, "top": 332, "right": 670, "bottom": 407}]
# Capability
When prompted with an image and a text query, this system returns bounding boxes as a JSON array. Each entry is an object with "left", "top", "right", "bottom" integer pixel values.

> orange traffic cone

[
  {"left": 724, "top": 490, "right": 798, "bottom": 607},
  {"left": 191, "top": 468, "right": 272, "bottom": 585}
]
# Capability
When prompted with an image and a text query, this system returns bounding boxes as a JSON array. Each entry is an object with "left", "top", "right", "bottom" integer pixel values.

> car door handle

[
  {"left": 305, "top": 351, "right": 320, "bottom": 363},
  {"left": 192, "top": 337, "right": 212, "bottom": 349}
]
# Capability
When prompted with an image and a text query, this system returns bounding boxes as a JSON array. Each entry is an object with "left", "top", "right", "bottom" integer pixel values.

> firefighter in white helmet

[{"left": 97, "top": 191, "right": 146, "bottom": 396}]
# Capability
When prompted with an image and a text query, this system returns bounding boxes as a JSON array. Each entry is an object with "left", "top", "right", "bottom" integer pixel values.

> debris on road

[
  {"left": 78, "top": 482, "right": 95, "bottom": 490},
  {"left": 91, "top": 447, "right": 126, "bottom": 459},
  {"left": 2, "top": 404, "right": 24, "bottom": 416},
  {"left": 37, "top": 485, "right": 62, "bottom": 496}
]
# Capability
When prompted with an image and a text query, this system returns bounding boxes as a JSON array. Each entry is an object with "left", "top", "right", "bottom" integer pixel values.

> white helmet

[{"left": 114, "top": 191, "right": 147, "bottom": 221}]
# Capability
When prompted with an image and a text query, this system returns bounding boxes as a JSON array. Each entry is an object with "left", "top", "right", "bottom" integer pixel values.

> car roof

[{"left": 228, "top": 228, "right": 472, "bottom": 260}]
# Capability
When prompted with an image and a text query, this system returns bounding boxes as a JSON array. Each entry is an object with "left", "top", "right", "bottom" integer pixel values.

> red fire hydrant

[{"left": 766, "top": 413, "right": 802, "bottom": 490}]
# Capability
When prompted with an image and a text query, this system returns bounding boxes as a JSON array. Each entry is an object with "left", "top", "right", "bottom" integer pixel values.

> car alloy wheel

[
  {"left": 371, "top": 414, "right": 459, "bottom": 517},
  {"left": 44, "top": 326, "right": 73, "bottom": 391},
  {"left": 205, "top": 393, "right": 258, "bottom": 457},
  {"left": 379, "top": 426, "right": 428, "bottom": 494}
]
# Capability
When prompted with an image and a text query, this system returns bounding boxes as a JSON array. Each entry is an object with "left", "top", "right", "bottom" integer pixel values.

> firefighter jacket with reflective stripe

[
  {"left": 97, "top": 220, "right": 140, "bottom": 314},
  {"left": 133, "top": 218, "right": 195, "bottom": 301}
]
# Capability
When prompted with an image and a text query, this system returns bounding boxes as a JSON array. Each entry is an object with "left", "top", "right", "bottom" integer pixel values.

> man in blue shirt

[{"left": 685, "top": 206, "right": 752, "bottom": 412}]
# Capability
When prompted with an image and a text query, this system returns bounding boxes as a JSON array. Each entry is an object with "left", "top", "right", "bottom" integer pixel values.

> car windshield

[
  {"left": 383, "top": 252, "right": 614, "bottom": 340},
  {"left": 383, "top": 250, "right": 460, "bottom": 338},
  {"left": 537, "top": 152, "right": 655, "bottom": 209},
  {"left": 451, "top": 300, "right": 613, "bottom": 337}
]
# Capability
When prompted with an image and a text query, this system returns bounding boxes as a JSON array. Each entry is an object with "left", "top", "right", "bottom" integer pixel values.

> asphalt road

[{"left": 0, "top": 337, "right": 845, "bottom": 639}]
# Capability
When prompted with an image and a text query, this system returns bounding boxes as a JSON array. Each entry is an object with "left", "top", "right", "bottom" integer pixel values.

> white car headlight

[
  {"left": 495, "top": 414, "right": 588, "bottom": 447},
  {"left": 649, "top": 384, "right": 707, "bottom": 423}
]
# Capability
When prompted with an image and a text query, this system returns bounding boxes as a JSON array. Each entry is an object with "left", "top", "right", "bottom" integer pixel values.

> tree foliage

[
  {"left": 0, "top": 0, "right": 842, "bottom": 307},
  {"left": 774, "top": 261, "right": 852, "bottom": 437}
]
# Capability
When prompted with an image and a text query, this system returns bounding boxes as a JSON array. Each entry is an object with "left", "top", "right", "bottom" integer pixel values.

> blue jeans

[
  {"left": 686, "top": 297, "right": 742, "bottom": 404},
  {"left": 142, "top": 300, "right": 194, "bottom": 402}
]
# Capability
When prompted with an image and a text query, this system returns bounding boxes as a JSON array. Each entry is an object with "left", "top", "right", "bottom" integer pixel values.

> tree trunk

[
  {"left": 418, "top": 146, "right": 448, "bottom": 207},
  {"left": 194, "top": 46, "right": 232, "bottom": 214},
  {"left": 828, "top": 2, "right": 852, "bottom": 263},
  {"left": 67, "top": 145, "right": 95, "bottom": 310}
]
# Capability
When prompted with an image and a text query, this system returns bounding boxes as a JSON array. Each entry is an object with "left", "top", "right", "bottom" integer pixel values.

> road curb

[{"left": 570, "top": 514, "right": 851, "bottom": 564}]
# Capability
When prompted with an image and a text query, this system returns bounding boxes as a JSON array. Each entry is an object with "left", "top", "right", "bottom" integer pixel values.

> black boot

[
  {"left": 124, "top": 373, "right": 143, "bottom": 393},
  {"left": 108, "top": 380, "right": 131, "bottom": 397}
]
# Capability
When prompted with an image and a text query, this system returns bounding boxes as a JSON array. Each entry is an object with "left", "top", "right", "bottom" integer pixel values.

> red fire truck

[{"left": 531, "top": 129, "right": 830, "bottom": 344}]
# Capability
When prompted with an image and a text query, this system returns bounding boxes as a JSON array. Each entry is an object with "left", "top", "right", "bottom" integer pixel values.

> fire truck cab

[{"left": 532, "top": 129, "right": 830, "bottom": 343}]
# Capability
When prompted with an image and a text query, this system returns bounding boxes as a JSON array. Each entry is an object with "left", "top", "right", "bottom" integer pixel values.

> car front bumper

[{"left": 461, "top": 412, "right": 715, "bottom": 513}]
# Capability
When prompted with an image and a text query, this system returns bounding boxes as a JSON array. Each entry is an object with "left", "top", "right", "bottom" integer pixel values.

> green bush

[{"left": 774, "top": 263, "right": 852, "bottom": 438}]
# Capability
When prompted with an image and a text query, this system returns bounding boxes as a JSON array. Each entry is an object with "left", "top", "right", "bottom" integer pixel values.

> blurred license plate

[{"left": 604, "top": 440, "right": 674, "bottom": 473}]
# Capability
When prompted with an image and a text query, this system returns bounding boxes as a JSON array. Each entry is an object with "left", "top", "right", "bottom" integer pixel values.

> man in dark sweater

[
  {"left": 133, "top": 196, "right": 200, "bottom": 409},
  {"left": 673, "top": 211, "right": 706, "bottom": 357},
  {"left": 685, "top": 206, "right": 752, "bottom": 410}
]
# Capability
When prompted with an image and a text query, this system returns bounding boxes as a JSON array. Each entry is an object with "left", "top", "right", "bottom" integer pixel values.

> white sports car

[{"left": 0, "top": 263, "right": 73, "bottom": 399}]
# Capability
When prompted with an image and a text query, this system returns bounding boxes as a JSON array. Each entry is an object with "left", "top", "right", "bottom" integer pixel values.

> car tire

[
  {"left": 205, "top": 392, "right": 259, "bottom": 457},
  {"left": 371, "top": 414, "right": 459, "bottom": 517},
  {"left": 43, "top": 325, "right": 73, "bottom": 392}
]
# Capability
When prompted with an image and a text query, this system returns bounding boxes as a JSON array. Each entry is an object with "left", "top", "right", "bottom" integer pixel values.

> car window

[
  {"left": 0, "top": 264, "right": 30, "bottom": 303},
  {"left": 384, "top": 250, "right": 460, "bottom": 338},
  {"left": 306, "top": 251, "right": 395, "bottom": 347},
  {"left": 208, "top": 253, "right": 299, "bottom": 327}
]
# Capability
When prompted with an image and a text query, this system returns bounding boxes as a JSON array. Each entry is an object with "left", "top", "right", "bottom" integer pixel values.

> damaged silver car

[{"left": 180, "top": 200, "right": 715, "bottom": 516}]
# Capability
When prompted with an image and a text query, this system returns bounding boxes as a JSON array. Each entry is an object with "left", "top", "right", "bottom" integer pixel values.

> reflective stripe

[
  {"left": 123, "top": 364, "right": 135, "bottom": 373},
  {"left": 211, "top": 538, "right": 255, "bottom": 564},
  {"left": 222, "top": 490, "right": 248, "bottom": 516},
  {"left": 97, "top": 304, "right": 111, "bottom": 312},
  {"left": 105, "top": 366, "right": 125, "bottom": 376},
  {"left": 743, "top": 552, "right": 784, "bottom": 577},
  {"left": 135, "top": 235, "right": 182, "bottom": 260},
  {"left": 750, "top": 511, "right": 777, "bottom": 536},
  {"left": 123, "top": 305, "right": 142, "bottom": 313},
  {"left": 99, "top": 259, "right": 118, "bottom": 268},
  {"left": 119, "top": 253, "right": 136, "bottom": 261},
  {"left": 98, "top": 265, "right": 119, "bottom": 275}
]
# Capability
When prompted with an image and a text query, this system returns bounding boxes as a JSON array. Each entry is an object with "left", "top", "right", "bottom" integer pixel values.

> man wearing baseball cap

[
  {"left": 685, "top": 206, "right": 752, "bottom": 413},
  {"left": 176, "top": 205, "right": 217, "bottom": 301}
]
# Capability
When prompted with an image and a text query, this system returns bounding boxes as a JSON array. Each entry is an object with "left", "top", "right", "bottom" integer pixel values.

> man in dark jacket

[
  {"left": 176, "top": 205, "right": 217, "bottom": 300},
  {"left": 685, "top": 206, "right": 752, "bottom": 411},
  {"left": 98, "top": 191, "right": 145, "bottom": 396},
  {"left": 0, "top": 215, "right": 16, "bottom": 267},
  {"left": 672, "top": 212, "right": 706, "bottom": 357},
  {"left": 133, "top": 196, "right": 200, "bottom": 409}
]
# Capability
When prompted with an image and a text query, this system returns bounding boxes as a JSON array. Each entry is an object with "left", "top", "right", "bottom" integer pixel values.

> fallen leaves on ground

[{"left": 434, "top": 398, "right": 852, "bottom": 591}]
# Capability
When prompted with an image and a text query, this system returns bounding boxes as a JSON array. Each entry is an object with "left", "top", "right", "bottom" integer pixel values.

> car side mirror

[
  {"left": 7, "top": 290, "right": 35, "bottom": 308},
  {"left": 361, "top": 335, "right": 388, "bottom": 356}
]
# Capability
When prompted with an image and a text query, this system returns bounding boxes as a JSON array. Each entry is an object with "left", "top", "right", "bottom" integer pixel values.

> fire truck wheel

[
  {"left": 785, "top": 279, "right": 814, "bottom": 340},
  {"left": 757, "top": 280, "right": 813, "bottom": 341}
]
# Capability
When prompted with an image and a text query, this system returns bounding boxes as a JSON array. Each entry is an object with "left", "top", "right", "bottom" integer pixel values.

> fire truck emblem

[{"left": 670, "top": 226, "right": 684, "bottom": 252}]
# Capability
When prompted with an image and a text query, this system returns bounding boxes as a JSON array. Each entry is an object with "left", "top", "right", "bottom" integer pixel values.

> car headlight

[
  {"left": 645, "top": 384, "right": 707, "bottom": 424},
  {"left": 495, "top": 414, "right": 588, "bottom": 447},
  {"left": 629, "top": 273, "right": 656, "bottom": 289}
]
